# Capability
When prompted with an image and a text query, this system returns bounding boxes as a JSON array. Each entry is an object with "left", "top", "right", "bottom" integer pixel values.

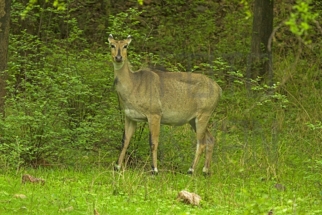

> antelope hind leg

[
  {"left": 188, "top": 138, "right": 206, "bottom": 174},
  {"left": 188, "top": 116, "right": 209, "bottom": 174},
  {"left": 202, "top": 130, "right": 215, "bottom": 174},
  {"left": 188, "top": 114, "right": 213, "bottom": 174}
]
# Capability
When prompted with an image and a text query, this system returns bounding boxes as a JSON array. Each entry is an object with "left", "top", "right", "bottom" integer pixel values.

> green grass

[{"left": 1, "top": 147, "right": 321, "bottom": 215}]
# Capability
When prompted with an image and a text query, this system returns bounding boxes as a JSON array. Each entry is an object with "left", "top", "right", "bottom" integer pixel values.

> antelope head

[{"left": 108, "top": 34, "right": 132, "bottom": 70}]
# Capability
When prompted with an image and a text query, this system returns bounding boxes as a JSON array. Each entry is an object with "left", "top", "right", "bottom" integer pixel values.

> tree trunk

[
  {"left": 248, "top": 0, "right": 274, "bottom": 81},
  {"left": 0, "top": 0, "right": 12, "bottom": 116}
]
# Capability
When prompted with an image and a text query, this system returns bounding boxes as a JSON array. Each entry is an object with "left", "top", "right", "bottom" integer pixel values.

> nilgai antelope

[{"left": 108, "top": 34, "right": 222, "bottom": 174}]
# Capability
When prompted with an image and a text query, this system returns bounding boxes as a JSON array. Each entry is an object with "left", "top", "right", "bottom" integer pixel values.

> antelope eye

[
  {"left": 123, "top": 45, "right": 128, "bottom": 49},
  {"left": 111, "top": 44, "right": 115, "bottom": 48}
]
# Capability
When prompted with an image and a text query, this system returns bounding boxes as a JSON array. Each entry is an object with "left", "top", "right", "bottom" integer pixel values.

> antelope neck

[
  {"left": 113, "top": 60, "right": 134, "bottom": 83},
  {"left": 113, "top": 60, "right": 126, "bottom": 71}
]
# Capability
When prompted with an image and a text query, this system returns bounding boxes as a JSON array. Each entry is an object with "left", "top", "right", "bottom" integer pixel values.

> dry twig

[{"left": 22, "top": 174, "right": 45, "bottom": 185}]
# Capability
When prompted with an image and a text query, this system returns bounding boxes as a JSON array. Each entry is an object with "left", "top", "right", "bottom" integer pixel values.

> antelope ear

[
  {"left": 126, "top": 35, "right": 132, "bottom": 44},
  {"left": 108, "top": 34, "right": 114, "bottom": 43}
]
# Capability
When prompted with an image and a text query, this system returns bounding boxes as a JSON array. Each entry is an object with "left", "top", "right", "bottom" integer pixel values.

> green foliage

[
  {"left": 285, "top": 0, "right": 318, "bottom": 42},
  {"left": 21, "top": 0, "right": 66, "bottom": 19},
  {"left": 306, "top": 121, "right": 322, "bottom": 130},
  {"left": 0, "top": 10, "right": 122, "bottom": 168},
  {"left": 108, "top": 8, "right": 144, "bottom": 39},
  {"left": 240, "top": 0, "right": 252, "bottom": 19}
]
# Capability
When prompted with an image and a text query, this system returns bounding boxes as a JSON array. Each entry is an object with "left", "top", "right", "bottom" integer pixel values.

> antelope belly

[
  {"left": 161, "top": 112, "right": 195, "bottom": 126},
  {"left": 124, "top": 109, "right": 147, "bottom": 121}
]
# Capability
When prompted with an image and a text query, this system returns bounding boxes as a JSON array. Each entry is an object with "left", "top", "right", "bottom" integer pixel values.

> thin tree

[
  {"left": 0, "top": 0, "right": 12, "bottom": 116},
  {"left": 248, "top": 0, "right": 274, "bottom": 82}
]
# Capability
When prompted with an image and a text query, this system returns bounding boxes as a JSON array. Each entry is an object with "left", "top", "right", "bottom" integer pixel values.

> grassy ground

[{"left": 1, "top": 145, "right": 321, "bottom": 215}]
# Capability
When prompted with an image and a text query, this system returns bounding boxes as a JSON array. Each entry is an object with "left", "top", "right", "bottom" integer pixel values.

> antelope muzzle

[{"left": 115, "top": 49, "right": 122, "bottom": 62}]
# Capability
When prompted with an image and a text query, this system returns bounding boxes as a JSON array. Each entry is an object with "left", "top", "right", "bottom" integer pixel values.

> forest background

[{"left": 0, "top": 0, "right": 322, "bottom": 214}]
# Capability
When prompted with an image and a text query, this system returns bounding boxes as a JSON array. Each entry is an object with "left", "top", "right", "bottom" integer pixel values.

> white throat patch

[{"left": 113, "top": 62, "right": 125, "bottom": 71}]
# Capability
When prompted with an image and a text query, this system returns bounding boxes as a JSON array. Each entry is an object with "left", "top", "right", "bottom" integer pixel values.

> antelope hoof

[
  {"left": 114, "top": 164, "right": 121, "bottom": 171},
  {"left": 187, "top": 168, "right": 194, "bottom": 175},
  {"left": 203, "top": 172, "right": 211, "bottom": 177},
  {"left": 151, "top": 167, "right": 158, "bottom": 175},
  {"left": 202, "top": 167, "right": 210, "bottom": 176}
]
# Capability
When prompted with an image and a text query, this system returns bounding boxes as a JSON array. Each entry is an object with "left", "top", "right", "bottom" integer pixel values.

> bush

[{"left": 0, "top": 25, "right": 121, "bottom": 168}]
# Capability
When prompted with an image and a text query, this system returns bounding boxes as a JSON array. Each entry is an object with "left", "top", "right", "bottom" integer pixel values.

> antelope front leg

[
  {"left": 115, "top": 116, "right": 137, "bottom": 171},
  {"left": 148, "top": 115, "right": 161, "bottom": 174}
]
